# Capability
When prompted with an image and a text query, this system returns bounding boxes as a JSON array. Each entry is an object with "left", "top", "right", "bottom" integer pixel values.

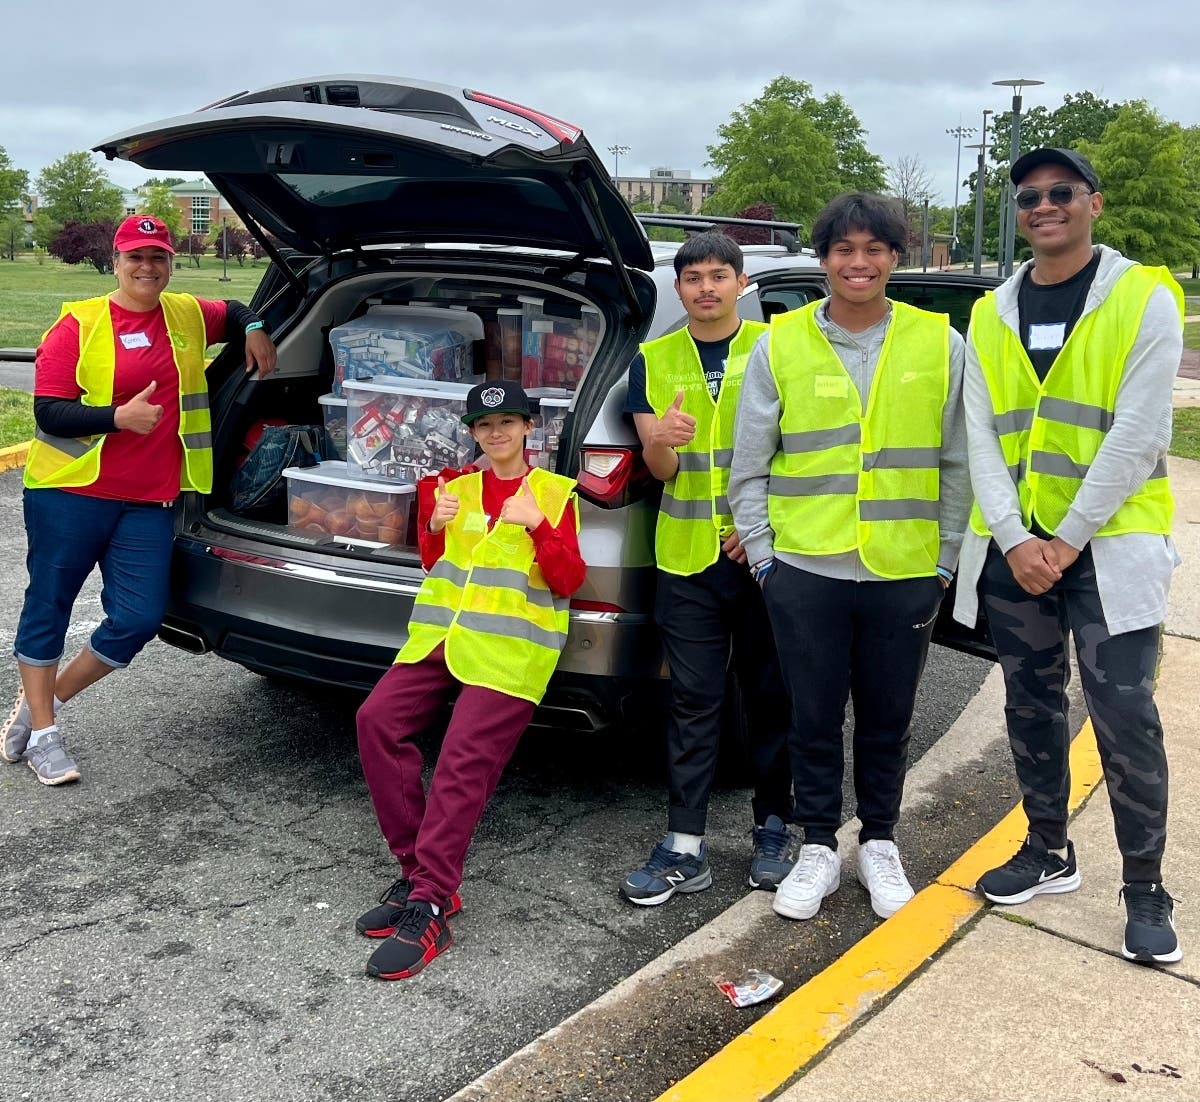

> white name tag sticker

[
  {"left": 1028, "top": 322, "right": 1066, "bottom": 351},
  {"left": 119, "top": 331, "right": 151, "bottom": 349},
  {"left": 814, "top": 374, "right": 849, "bottom": 398}
]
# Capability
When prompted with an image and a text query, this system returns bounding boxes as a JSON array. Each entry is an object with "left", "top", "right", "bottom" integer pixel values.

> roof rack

[{"left": 635, "top": 213, "right": 804, "bottom": 253}]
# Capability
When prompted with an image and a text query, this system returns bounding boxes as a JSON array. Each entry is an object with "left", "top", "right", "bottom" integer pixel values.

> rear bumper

[{"left": 161, "top": 536, "right": 667, "bottom": 730}]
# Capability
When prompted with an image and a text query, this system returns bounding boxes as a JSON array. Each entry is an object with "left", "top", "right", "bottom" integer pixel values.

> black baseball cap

[
  {"left": 462, "top": 379, "right": 533, "bottom": 425},
  {"left": 1010, "top": 147, "right": 1100, "bottom": 192}
]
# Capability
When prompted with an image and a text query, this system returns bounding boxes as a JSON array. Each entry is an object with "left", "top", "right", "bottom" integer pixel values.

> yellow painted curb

[
  {"left": 0, "top": 440, "right": 30, "bottom": 472},
  {"left": 656, "top": 721, "right": 1103, "bottom": 1102}
]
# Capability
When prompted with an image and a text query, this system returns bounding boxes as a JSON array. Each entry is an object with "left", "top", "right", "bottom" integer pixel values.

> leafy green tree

[
  {"left": 33, "top": 152, "right": 125, "bottom": 246},
  {"left": 143, "top": 176, "right": 186, "bottom": 188},
  {"left": 705, "top": 76, "right": 883, "bottom": 228},
  {"left": 1079, "top": 102, "right": 1200, "bottom": 267},
  {"left": 1, "top": 208, "right": 27, "bottom": 259},
  {"left": 138, "top": 184, "right": 184, "bottom": 238},
  {"left": 0, "top": 145, "right": 29, "bottom": 214}
]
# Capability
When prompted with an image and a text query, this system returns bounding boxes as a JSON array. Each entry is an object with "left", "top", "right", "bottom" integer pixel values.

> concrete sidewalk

[{"left": 771, "top": 459, "right": 1200, "bottom": 1102}]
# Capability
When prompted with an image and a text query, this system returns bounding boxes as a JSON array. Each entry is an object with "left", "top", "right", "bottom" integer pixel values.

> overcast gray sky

[{"left": 5, "top": 0, "right": 1198, "bottom": 209}]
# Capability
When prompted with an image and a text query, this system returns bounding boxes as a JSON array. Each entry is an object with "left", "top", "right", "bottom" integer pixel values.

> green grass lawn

[
  {"left": 0, "top": 255, "right": 267, "bottom": 348},
  {"left": 0, "top": 387, "right": 34, "bottom": 449},
  {"left": 1172, "top": 408, "right": 1200, "bottom": 461},
  {"left": 1175, "top": 277, "right": 1199, "bottom": 296},
  {"left": 1186, "top": 321, "right": 1200, "bottom": 350}
]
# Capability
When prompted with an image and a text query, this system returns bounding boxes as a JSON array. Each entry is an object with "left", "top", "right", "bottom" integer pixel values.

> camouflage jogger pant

[{"left": 980, "top": 542, "right": 1168, "bottom": 883}]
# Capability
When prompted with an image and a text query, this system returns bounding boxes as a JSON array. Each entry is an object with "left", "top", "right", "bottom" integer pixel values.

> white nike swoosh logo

[{"left": 1038, "top": 868, "right": 1065, "bottom": 882}]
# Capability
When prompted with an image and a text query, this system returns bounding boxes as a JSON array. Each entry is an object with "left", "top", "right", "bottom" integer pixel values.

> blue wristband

[
  {"left": 935, "top": 566, "right": 955, "bottom": 583},
  {"left": 751, "top": 559, "right": 775, "bottom": 583},
  {"left": 244, "top": 320, "right": 265, "bottom": 333}
]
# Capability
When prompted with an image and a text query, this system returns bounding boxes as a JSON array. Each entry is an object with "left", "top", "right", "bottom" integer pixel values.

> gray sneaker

[
  {"left": 1, "top": 687, "right": 32, "bottom": 764},
  {"left": 26, "top": 730, "right": 81, "bottom": 786}
]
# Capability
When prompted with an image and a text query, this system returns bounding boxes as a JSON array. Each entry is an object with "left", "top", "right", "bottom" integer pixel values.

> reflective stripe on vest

[
  {"left": 25, "top": 293, "right": 213, "bottom": 493},
  {"left": 968, "top": 264, "right": 1182, "bottom": 538},
  {"left": 642, "top": 320, "right": 767, "bottom": 576},
  {"left": 396, "top": 467, "right": 578, "bottom": 704},
  {"left": 766, "top": 300, "right": 949, "bottom": 580}
]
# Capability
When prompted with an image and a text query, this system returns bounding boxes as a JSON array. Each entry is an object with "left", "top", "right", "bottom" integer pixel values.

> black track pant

[
  {"left": 656, "top": 555, "right": 793, "bottom": 835},
  {"left": 763, "top": 561, "right": 944, "bottom": 850}
]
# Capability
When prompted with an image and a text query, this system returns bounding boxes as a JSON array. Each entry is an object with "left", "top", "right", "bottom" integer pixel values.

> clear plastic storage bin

[
  {"left": 343, "top": 378, "right": 475, "bottom": 484},
  {"left": 317, "top": 393, "right": 348, "bottom": 460},
  {"left": 522, "top": 388, "right": 570, "bottom": 470},
  {"left": 329, "top": 305, "right": 484, "bottom": 395},
  {"left": 284, "top": 461, "right": 415, "bottom": 547},
  {"left": 519, "top": 297, "right": 600, "bottom": 390}
]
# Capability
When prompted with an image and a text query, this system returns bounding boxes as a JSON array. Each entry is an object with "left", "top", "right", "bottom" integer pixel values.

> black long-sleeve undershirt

[{"left": 33, "top": 299, "right": 262, "bottom": 438}]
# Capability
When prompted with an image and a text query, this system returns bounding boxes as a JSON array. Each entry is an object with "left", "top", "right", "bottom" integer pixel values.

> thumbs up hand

[
  {"left": 652, "top": 388, "right": 696, "bottom": 449},
  {"left": 114, "top": 379, "right": 163, "bottom": 435},
  {"left": 429, "top": 474, "right": 460, "bottom": 533},
  {"left": 499, "top": 475, "right": 545, "bottom": 531}
]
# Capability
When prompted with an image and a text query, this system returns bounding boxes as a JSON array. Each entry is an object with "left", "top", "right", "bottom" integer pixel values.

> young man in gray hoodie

[
  {"left": 953, "top": 147, "right": 1185, "bottom": 964},
  {"left": 729, "top": 193, "right": 969, "bottom": 922}
]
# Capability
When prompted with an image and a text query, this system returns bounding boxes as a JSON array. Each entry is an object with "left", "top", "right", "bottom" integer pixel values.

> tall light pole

[
  {"left": 969, "top": 108, "right": 993, "bottom": 274},
  {"left": 219, "top": 216, "right": 230, "bottom": 282},
  {"left": 946, "top": 123, "right": 976, "bottom": 261},
  {"left": 607, "top": 144, "right": 630, "bottom": 180},
  {"left": 966, "top": 141, "right": 987, "bottom": 274},
  {"left": 993, "top": 78, "right": 1044, "bottom": 277}
]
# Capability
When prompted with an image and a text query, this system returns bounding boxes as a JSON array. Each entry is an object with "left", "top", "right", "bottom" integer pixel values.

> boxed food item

[
  {"left": 329, "top": 306, "right": 484, "bottom": 395},
  {"left": 344, "top": 378, "right": 476, "bottom": 484},
  {"left": 519, "top": 297, "right": 600, "bottom": 390},
  {"left": 317, "top": 393, "right": 348, "bottom": 460},
  {"left": 284, "top": 461, "right": 415, "bottom": 547}
]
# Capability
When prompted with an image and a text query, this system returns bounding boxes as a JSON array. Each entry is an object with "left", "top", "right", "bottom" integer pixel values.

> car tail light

[
  {"left": 575, "top": 446, "right": 655, "bottom": 509},
  {"left": 569, "top": 599, "right": 626, "bottom": 614},
  {"left": 463, "top": 90, "right": 582, "bottom": 144}
]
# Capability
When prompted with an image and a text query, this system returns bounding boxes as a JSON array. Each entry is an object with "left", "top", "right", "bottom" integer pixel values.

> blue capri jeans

[{"left": 14, "top": 488, "right": 175, "bottom": 669}]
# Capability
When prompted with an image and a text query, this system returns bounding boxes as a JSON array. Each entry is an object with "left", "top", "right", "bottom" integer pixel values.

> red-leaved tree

[
  {"left": 211, "top": 225, "right": 253, "bottom": 266},
  {"left": 174, "top": 233, "right": 208, "bottom": 267},
  {"left": 48, "top": 220, "right": 118, "bottom": 273},
  {"left": 722, "top": 203, "right": 779, "bottom": 245}
]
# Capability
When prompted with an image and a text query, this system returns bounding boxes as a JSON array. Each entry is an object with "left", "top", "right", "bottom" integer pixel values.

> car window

[
  {"left": 759, "top": 285, "right": 825, "bottom": 320},
  {"left": 885, "top": 284, "right": 981, "bottom": 335}
]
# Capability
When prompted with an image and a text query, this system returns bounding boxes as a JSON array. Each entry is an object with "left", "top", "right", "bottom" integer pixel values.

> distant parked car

[{"left": 93, "top": 74, "right": 995, "bottom": 739}]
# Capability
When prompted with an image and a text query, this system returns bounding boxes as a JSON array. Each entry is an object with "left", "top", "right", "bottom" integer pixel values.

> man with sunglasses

[{"left": 954, "top": 148, "right": 1186, "bottom": 964}]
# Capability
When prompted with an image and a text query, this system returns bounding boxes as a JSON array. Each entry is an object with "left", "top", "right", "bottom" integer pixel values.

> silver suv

[{"left": 94, "top": 75, "right": 994, "bottom": 733}]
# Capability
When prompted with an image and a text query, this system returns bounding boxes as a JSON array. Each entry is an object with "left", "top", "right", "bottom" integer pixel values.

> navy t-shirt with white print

[
  {"left": 623, "top": 327, "right": 739, "bottom": 415},
  {"left": 1017, "top": 247, "right": 1101, "bottom": 382}
]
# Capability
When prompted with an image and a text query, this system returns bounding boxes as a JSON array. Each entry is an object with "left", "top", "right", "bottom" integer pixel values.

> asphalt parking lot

[{"left": 0, "top": 466, "right": 1007, "bottom": 1102}]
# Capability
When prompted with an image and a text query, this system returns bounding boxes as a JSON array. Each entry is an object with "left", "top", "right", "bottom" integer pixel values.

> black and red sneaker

[
  {"left": 356, "top": 877, "right": 463, "bottom": 938},
  {"left": 366, "top": 901, "right": 452, "bottom": 980}
]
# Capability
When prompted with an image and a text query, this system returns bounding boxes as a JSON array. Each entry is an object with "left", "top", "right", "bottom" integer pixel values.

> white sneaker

[
  {"left": 773, "top": 844, "right": 841, "bottom": 920},
  {"left": 856, "top": 839, "right": 914, "bottom": 918}
]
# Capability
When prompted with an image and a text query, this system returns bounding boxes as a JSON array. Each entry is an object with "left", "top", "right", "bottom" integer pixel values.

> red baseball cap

[{"left": 113, "top": 215, "right": 176, "bottom": 255}]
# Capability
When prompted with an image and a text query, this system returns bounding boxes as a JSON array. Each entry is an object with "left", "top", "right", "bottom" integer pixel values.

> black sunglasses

[{"left": 1015, "top": 183, "right": 1093, "bottom": 210}]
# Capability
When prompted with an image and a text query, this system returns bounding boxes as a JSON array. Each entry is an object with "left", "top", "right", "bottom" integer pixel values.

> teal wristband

[
  {"left": 935, "top": 566, "right": 955, "bottom": 583},
  {"left": 244, "top": 320, "right": 265, "bottom": 333}
]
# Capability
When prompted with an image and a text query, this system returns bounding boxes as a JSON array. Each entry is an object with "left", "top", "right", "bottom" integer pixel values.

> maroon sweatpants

[{"left": 356, "top": 643, "right": 535, "bottom": 905}]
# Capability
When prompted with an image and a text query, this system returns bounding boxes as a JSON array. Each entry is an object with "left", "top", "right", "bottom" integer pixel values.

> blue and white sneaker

[
  {"left": 1, "top": 687, "right": 32, "bottom": 764},
  {"left": 620, "top": 840, "right": 712, "bottom": 906},
  {"left": 749, "top": 815, "right": 795, "bottom": 890}
]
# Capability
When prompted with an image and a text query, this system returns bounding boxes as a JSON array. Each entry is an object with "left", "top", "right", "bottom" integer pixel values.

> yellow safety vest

[
  {"left": 642, "top": 320, "right": 767, "bottom": 576},
  {"left": 397, "top": 467, "right": 579, "bottom": 704},
  {"left": 767, "top": 301, "right": 949, "bottom": 579},
  {"left": 968, "top": 265, "right": 1182, "bottom": 538},
  {"left": 25, "top": 293, "right": 214, "bottom": 493}
]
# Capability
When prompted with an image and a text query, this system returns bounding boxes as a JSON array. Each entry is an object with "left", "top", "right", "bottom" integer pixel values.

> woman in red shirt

[{"left": 1, "top": 215, "right": 276, "bottom": 787}]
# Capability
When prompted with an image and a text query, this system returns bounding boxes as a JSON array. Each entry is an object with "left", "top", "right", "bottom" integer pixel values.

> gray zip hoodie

[
  {"left": 952, "top": 245, "right": 1182, "bottom": 635},
  {"left": 728, "top": 299, "right": 969, "bottom": 581}
]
